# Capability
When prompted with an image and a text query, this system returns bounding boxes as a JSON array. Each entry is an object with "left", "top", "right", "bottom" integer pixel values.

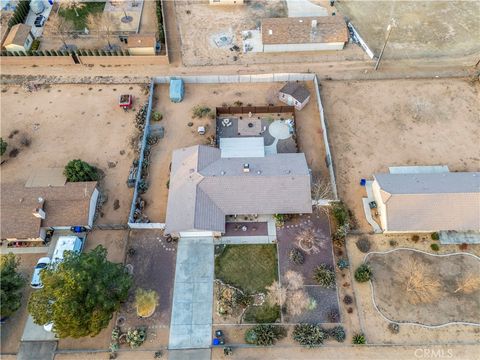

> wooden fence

[{"left": 216, "top": 105, "right": 295, "bottom": 115}]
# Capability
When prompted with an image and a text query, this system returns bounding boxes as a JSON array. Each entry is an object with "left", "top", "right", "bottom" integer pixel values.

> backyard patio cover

[{"left": 165, "top": 145, "right": 312, "bottom": 234}]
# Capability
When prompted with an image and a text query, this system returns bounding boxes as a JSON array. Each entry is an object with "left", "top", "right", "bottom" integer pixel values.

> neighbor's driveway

[
  {"left": 286, "top": 0, "right": 328, "bottom": 17},
  {"left": 169, "top": 237, "right": 214, "bottom": 349}
]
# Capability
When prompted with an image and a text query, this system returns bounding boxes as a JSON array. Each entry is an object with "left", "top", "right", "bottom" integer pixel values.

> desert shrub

[
  {"left": 286, "top": 289, "right": 314, "bottom": 316},
  {"left": 331, "top": 201, "right": 349, "bottom": 227},
  {"left": 355, "top": 237, "right": 371, "bottom": 253},
  {"left": 0, "top": 138, "right": 7, "bottom": 156},
  {"left": 64, "top": 159, "right": 99, "bottom": 182},
  {"left": 400, "top": 259, "right": 440, "bottom": 304},
  {"left": 9, "top": 148, "right": 19, "bottom": 157},
  {"left": 20, "top": 135, "right": 31, "bottom": 147},
  {"left": 152, "top": 111, "right": 163, "bottom": 121},
  {"left": 431, "top": 232, "right": 439, "bottom": 241},
  {"left": 125, "top": 327, "right": 146, "bottom": 348},
  {"left": 289, "top": 248, "right": 305, "bottom": 265},
  {"left": 135, "top": 288, "right": 159, "bottom": 318},
  {"left": 354, "top": 264, "right": 372, "bottom": 283},
  {"left": 459, "top": 243, "right": 468, "bottom": 250},
  {"left": 30, "top": 39, "right": 41, "bottom": 52},
  {"left": 388, "top": 322, "right": 400, "bottom": 334},
  {"left": 297, "top": 227, "right": 326, "bottom": 254},
  {"left": 389, "top": 239, "right": 398, "bottom": 247},
  {"left": 313, "top": 264, "right": 336, "bottom": 288},
  {"left": 430, "top": 243, "right": 439, "bottom": 251},
  {"left": 192, "top": 105, "right": 212, "bottom": 118},
  {"left": 329, "top": 326, "right": 346, "bottom": 342},
  {"left": 343, "top": 294, "right": 353, "bottom": 305},
  {"left": 352, "top": 333, "right": 366, "bottom": 344},
  {"left": 234, "top": 291, "right": 252, "bottom": 307},
  {"left": 454, "top": 273, "right": 480, "bottom": 294},
  {"left": 284, "top": 270, "right": 304, "bottom": 290},
  {"left": 233, "top": 100, "right": 243, "bottom": 106},
  {"left": 337, "top": 258, "right": 349, "bottom": 270},
  {"left": 244, "top": 325, "right": 285, "bottom": 345},
  {"left": 273, "top": 213, "right": 286, "bottom": 226},
  {"left": 292, "top": 323, "right": 327, "bottom": 347},
  {"left": 327, "top": 308, "right": 340, "bottom": 323},
  {"left": 347, "top": 307, "right": 353, "bottom": 313},
  {"left": 411, "top": 235, "right": 420, "bottom": 242}
]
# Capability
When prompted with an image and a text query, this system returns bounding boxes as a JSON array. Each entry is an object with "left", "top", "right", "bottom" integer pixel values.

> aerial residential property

[{"left": 0, "top": 0, "right": 479, "bottom": 360}]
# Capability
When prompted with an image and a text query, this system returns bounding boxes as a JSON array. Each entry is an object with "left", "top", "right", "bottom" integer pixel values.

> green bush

[
  {"left": 289, "top": 248, "right": 305, "bottom": 265},
  {"left": 152, "top": 111, "right": 163, "bottom": 121},
  {"left": 243, "top": 304, "right": 280, "bottom": 324},
  {"left": 7, "top": 0, "right": 30, "bottom": 28},
  {"left": 244, "top": 325, "right": 285, "bottom": 346},
  {"left": 331, "top": 201, "right": 349, "bottom": 227},
  {"left": 0, "top": 138, "right": 7, "bottom": 156},
  {"left": 1, "top": 254, "right": 26, "bottom": 318},
  {"left": 125, "top": 327, "right": 146, "bottom": 348},
  {"left": 431, "top": 232, "right": 439, "bottom": 241},
  {"left": 313, "top": 264, "right": 336, "bottom": 288},
  {"left": 292, "top": 324, "right": 327, "bottom": 347},
  {"left": 329, "top": 326, "right": 346, "bottom": 342},
  {"left": 64, "top": 159, "right": 99, "bottom": 182},
  {"left": 352, "top": 333, "right": 366, "bottom": 344},
  {"left": 30, "top": 39, "right": 41, "bottom": 52},
  {"left": 155, "top": 0, "right": 165, "bottom": 43},
  {"left": 192, "top": 105, "right": 212, "bottom": 118},
  {"left": 354, "top": 264, "right": 372, "bottom": 283},
  {"left": 430, "top": 243, "right": 440, "bottom": 251}
]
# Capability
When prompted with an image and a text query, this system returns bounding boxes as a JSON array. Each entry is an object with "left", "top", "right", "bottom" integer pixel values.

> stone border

[{"left": 363, "top": 248, "right": 480, "bottom": 328}]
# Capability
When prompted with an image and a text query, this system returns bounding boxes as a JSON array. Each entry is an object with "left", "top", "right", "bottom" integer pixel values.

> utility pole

[{"left": 375, "top": 19, "right": 395, "bottom": 71}]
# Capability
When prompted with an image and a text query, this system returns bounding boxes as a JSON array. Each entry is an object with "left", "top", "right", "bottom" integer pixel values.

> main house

[
  {"left": 371, "top": 172, "right": 480, "bottom": 233},
  {"left": 165, "top": 145, "right": 312, "bottom": 238},
  {"left": 1, "top": 182, "right": 99, "bottom": 243}
]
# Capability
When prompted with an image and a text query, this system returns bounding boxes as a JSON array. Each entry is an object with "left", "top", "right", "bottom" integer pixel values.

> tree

[
  {"left": 354, "top": 263, "right": 372, "bottom": 283},
  {"left": 28, "top": 246, "right": 132, "bottom": 338},
  {"left": 1, "top": 254, "right": 26, "bottom": 318},
  {"left": 0, "top": 137, "right": 7, "bottom": 156},
  {"left": 86, "top": 12, "right": 116, "bottom": 49},
  {"left": 61, "top": 0, "right": 85, "bottom": 17},
  {"left": 135, "top": 289, "right": 159, "bottom": 318},
  {"left": 64, "top": 159, "right": 99, "bottom": 182},
  {"left": 46, "top": 13, "right": 74, "bottom": 49}
]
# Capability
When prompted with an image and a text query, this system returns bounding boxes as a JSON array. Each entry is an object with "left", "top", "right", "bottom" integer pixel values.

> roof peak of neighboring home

[{"left": 4, "top": 23, "right": 32, "bottom": 46}]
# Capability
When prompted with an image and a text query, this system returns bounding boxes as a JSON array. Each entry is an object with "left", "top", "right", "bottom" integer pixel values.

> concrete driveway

[
  {"left": 17, "top": 341, "right": 57, "bottom": 360},
  {"left": 169, "top": 237, "right": 214, "bottom": 350},
  {"left": 286, "top": 0, "right": 328, "bottom": 17}
]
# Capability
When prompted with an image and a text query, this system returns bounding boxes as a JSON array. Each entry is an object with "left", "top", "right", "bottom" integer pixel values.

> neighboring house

[
  {"left": 371, "top": 172, "right": 480, "bottom": 233},
  {"left": 165, "top": 145, "right": 312, "bottom": 238},
  {"left": 3, "top": 23, "right": 34, "bottom": 53},
  {"left": 1, "top": 182, "right": 99, "bottom": 242},
  {"left": 209, "top": 0, "right": 244, "bottom": 5},
  {"left": 278, "top": 82, "right": 311, "bottom": 110},
  {"left": 261, "top": 16, "right": 348, "bottom": 52},
  {"left": 127, "top": 34, "right": 156, "bottom": 56}
]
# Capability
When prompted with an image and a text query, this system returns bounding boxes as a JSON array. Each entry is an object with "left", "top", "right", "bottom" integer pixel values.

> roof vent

[
  {"left": 221, "top": 170, "right": 226, "bottom": 175},
  {"left": 33, "top": 208, "right": 46, "bottom": 219},
  {"left": 285, "top": 170, "right": 291, "bottom": 174},
  {"left": 268, "top": 29, "right": 273, "bottom": 35},
  {"left": 243, "top": 163, "right": 250, "bottom": 173},
  {"left": 257, "top": 170, "right": 262, "bottom": 175},
  {"left": 311, "top": 19, "right": 317, "bottom": 29}
]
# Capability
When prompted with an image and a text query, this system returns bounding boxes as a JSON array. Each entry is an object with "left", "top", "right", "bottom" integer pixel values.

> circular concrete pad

[{"left": 268, "top": 120, "right": 291, "bottom": 140}]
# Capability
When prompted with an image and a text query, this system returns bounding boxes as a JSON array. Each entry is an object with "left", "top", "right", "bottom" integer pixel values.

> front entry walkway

[{"left": 169, "top": 237, "right": 214, "bottom": 350}]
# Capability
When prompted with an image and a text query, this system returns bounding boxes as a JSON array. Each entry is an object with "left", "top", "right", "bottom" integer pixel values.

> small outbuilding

[
  {"left": 278, "top": 82, "right": 311, "bottom": 110},
  {"left": 169, "top": 78, "right": 184, "bottom": 103},
  {"left": 127, "top": 34, "right": 156, "bottom": 56},
  {"left": 3, "top": 23, "right": 34, "bottom": 53}
]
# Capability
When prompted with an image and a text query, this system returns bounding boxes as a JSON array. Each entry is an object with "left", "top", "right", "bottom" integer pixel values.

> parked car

[
  {"left": 34, "top": 15, "right": 46, "bottom": 27},
  {"left": 31, "top": 257, "right": 51, "bottom": 289}
]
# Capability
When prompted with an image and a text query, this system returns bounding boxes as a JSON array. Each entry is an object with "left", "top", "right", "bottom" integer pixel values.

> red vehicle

[{"left": 119, "top": 94, "right": 133, "bottom": 111}]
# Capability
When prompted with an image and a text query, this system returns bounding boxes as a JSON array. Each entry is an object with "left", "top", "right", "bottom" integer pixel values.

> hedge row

[
  {"left": 0, "top": 49, "right": 131, "bottom": 57},
  {"left": 7, "top": 0, "right": 30, "bottom": 29},
  {"left": 156, "top": 0, "right": 165, "bottom": 43}
]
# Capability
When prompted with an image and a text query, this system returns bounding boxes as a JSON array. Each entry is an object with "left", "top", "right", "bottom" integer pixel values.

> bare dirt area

[
  {"left": 0, "top": 84, "right": 148, "bottom": 224},
  {"left": 347, "top": 234, "right": 480, "bottom": 345},
  {"left": 337, "top": 0, "right": 480, "bottom": 59},
  {"left": 367, "top": 249, "right": 480, "bottom": 325},
  {"left": 0, "top": 254, "right": 38, "bottom": 354},
  {"left": 174, "top": 0, "right": 365, "bottom": 66},
  {"left": 321, "top": 78, "right": 480, "bottom": 232},
  {"left": 144, "top": 81, "right": 328, "bottom": 222}
]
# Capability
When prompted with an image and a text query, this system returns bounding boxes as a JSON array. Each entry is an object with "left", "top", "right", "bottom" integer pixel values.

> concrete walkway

[
  {"left": 169, "top": 237, "right": 214, "bottom": 350},
  {"left": 286, "top": 0, "right": 328, "bottom": 17}
]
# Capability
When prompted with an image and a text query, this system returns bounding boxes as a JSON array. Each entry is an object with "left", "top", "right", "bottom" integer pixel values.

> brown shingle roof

[
  {"left": 279, "top": 82, "right": 310, "bottom": 102},
  {"left": 374, "top": 172, "right": 480, "bottom": 232},
  {"left": 1, "top": 182, "right": 97, "bottom": 239},
  {"left": 261, "top": 16, "right": 348, "bottom": 45},
  {"left": 165, "top": 145, "right": 312, "bottom": 234},
  {"left": 3, "top": 23, "right": 31, "bottom": 47}
]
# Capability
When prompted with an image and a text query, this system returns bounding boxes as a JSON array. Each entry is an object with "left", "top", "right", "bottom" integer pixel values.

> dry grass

[
  {"left": 286, "top": 290, "right": 312, "bottom": 316},
  {"left": 454, "top": 274, "right": 480, "bottom": 294},
  {"left": 265, "top": 280, "right": 286, "bottom": 307},
  {"left": 283, "top": 270, "right": 304, "bottom": 291},
  {"left": 400, "top": 259, "right": 441, "bottom": 304}
]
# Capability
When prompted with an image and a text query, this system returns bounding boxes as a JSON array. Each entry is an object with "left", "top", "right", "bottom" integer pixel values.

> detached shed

[
  {"left": 169, "top": 79, "right": 184, "bottom": 103},
  {"left": 278, "top": 82, "right": 311, "bottom": 110}
]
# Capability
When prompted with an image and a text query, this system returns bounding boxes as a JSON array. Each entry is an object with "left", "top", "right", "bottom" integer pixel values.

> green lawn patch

[
  {"left": 59, "top": 2, "right": 105, "bottom": 31},
  {"left": 244, "top": 304, "right": 280, "bottom": 324},
  {"left": 215, "top": 244, "right": 278, "bottom": 294}
]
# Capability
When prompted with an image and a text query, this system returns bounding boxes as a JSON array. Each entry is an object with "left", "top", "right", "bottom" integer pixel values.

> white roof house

[{"left": 371, "top": 172, "right": 480, "bottom": 233}]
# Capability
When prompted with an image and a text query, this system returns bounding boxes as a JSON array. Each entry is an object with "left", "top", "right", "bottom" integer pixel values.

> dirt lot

[
  {"left": 0, "top": 254, "right": 39, "bottom": 354},
  {"left": 347, "top": 234, "right": 480, "bottom": 345},
  {"left": 321, "top": 78, "right": 480, "bottom": 232},
  {"left": 367, "top": 249, "right": 480, "bottom": 325},
  {"left": 337, "top": 0, "right": 480, "bottom": 59},
  {"left": 144, "top": 81, "right": 328, "bottom": 222},
  {"left": 174, "top": 0, "right": 365, "bottom": 66},
  {"left": 0, "top": 84, "right": 148, "bottom": 225}
]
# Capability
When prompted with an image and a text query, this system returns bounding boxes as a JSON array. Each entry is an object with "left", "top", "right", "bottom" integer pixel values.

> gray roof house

[
  {"left": 278, "top": 82, "right": 311, "bottom": 110},
  {"left": 165, "top": 145, "right": 312, "bottom": 237},
  {"left": 371, "top": 172, "right": 480, "bottom": 233}
]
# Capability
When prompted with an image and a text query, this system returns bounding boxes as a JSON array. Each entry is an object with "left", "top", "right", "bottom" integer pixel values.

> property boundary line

[{"left": 364, "top": 248, "right": 480, "bottom": 328}]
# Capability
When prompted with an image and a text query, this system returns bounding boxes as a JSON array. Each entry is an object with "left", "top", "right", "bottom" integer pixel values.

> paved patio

[{"left": 169, "top": 237, "right": 214, "bottom": 349}]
